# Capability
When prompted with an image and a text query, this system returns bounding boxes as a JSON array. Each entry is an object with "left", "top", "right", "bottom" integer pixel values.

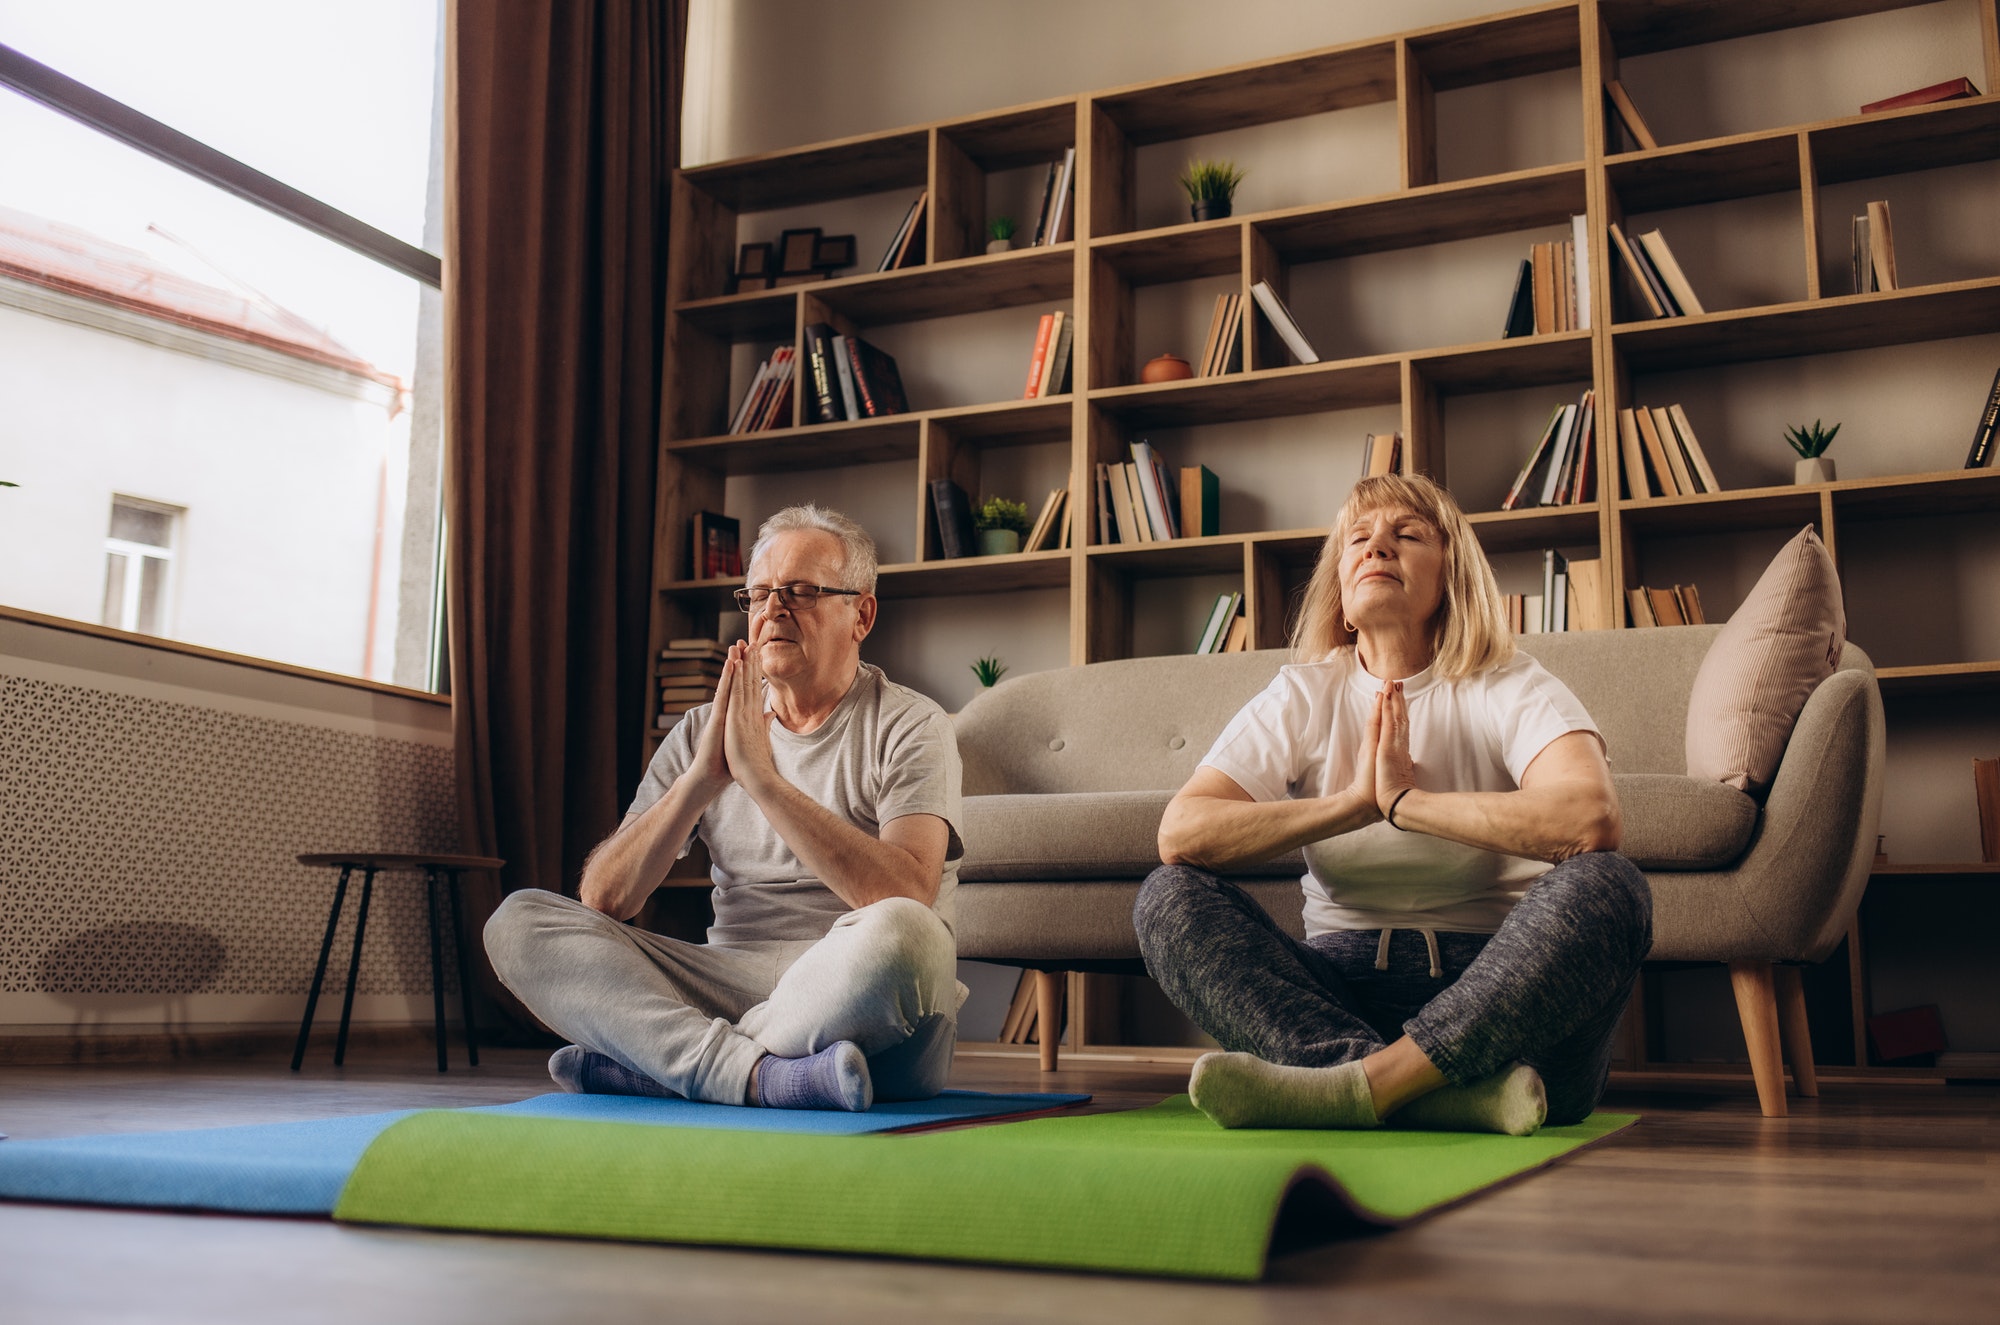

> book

[
  {"left": 1636, "top": 229, "right": 1705, "bottom": 316},
  {"left": 1131, "top": 442, "right": 1176, "bottom": 540},
  {"left": 1974, "top": 757, "right": 2000, "bottom": 863},
  {"left": 1121, "top": 463, "right": 1154, "bottom": 542},
  {"left": 1606, "top": 79, "right": 1659, "bottom": 151},
  {"left": 1211, "top": 294, "right": 1244, "bottom": 374},
  {"left": 1180, "top": 464, "right": 1219, "bottom": 538},
  {"left": 657, "top": 683, "right": 715, "bottom": 702},
  {"left": 689, "top": 510, "right": 742, "bottom": 579},
  {"left": 1634, "top": 406, "right": 1688, "bottom": 496},
  {"left": 1568, "top": 394, "right": 1596, "bottom": 504},
  {"left": 1106, "top": 461, "right": 1142, "bottom": 544},
  {"left": 845, "top": 337, "right": 909, "bottom": 416},
  {"left": 1522, "top": 593, "right": 1545, "bottom": 633},
  {"left": 1360, "top": 432, "right": 1402, "bottom": 479},
  {"left": 830, "top": 334, "right": 862, "bottom": 421},
  {"left": 1617, "top": 407, "right": 1654, "bottom": 498},
  {"left": 1039, "top": 311, "right": 1075, "bottom": 397},
  {"left": 1197, "top": 293, "right": 1228, "bottom": 377},
  {"left": 1249, "top": 280, "right": 1319, "bottom": 364},
  {"left": 1608, "top": 221, "right": 1670, "bottom": 318},
  {"left": 1094, "top": 463, "right": 1115, "bottom": 544},
  {"left": 1029, "top": 162, "right": 1059, "bottom": 246},
  {"left": 657, "top": 658, "right": 725, "bottom": 678},
  {"left": 1221, "top": 614, "right": 1250, "bottom": 653},
  {"left": 1965, "top": 363, "right": 1999, "bottom": 467},
  {"left": 1851, "top": 212, "right": 1876, "bottom": 295},
  {"left": 1195, "top": 591, "right": 1237, "bottom": 654},
  {"left": 1667, "top": 404, "right": 1722, "bottom": 493},
  {"left": 878, "top": 191, "right": 928, "bottom": 272},
  {"left": 1647, "top": 585, "right": 1687, "bottom": 626},
  {"left": 1502, "top": 258, "right": 1535, "bottom": 338},
  {"left": 1627, "top": 586, "right": 1656, "bottom": 627},
  {"left": 929, "top": 479, "right": 976, "bottom": 558},
  {"left": 1537, "top": 403, "right": 1581, "bottom": 507},
  {"left": 1559, "top": 237, "right": 1576, "bottom": 332},
  {"left": 1500, "top": 405, "right": 1567, "bottom": 511},
  {"left": 1571, "top": 214, "right": 1592, "bottom": 331},
  {"left": 754, "top": 360, "right": 795, "bottom": 431},
  {"left": 664, "top": 637, "right": 730, "bottom": 655},
  {"left": 1647, "top": 406, "right": 1698, "bottom": 495},
  {"left": 803, "top": 322, "right": 844, "bottom": 423},
  {"left": 1861, "top": 76, "right": 1980, "bottom": 114},
  {"left": 1023, "top": 313, "right": 1055, "bottom": 398},
  {"left": 1866, "top": 200, "right": 1899, "bottom": 292},
  {"left": 1541, "top": 549, "right": 1568, "bottom": 633},
  {"left": 1024, "top": 487, "right": 1067, "bottom": 552},
  {"left": 1199, "top": 294, "right": 1243, "bottom": 376},
  {"left": 1045, "top": 148, "right": 1077, "bottom": 246},
  {"left": 1532, "top": 240, "right": 1557, "bottom": 334},
  {"left": 1675, "top": 583, "right": 1707, "bottom": 625}
]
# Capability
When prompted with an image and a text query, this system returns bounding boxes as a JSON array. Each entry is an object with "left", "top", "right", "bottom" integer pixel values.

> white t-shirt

[{"left": 1200, "top": 649, "right": 1600, "bottom": 935}]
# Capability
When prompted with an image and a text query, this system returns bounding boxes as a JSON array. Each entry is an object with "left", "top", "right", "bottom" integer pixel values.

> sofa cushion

[
  {"left": 1686, "top": 525, "right": 1846, "bottom": 795},
  {"left": 958, "top": 791, "right": 1303, "bottom": 882},
  {"left": 1614, "top": 774, "right": 1758, "bottom": 870}
]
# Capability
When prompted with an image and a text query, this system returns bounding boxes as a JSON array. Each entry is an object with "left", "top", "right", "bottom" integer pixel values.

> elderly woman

[{"left": 1137, "top": 474, "right": 1650, "bottom": 1135}]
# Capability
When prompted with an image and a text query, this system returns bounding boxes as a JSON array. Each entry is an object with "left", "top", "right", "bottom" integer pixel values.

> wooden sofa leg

[
  {"left": 1774, "top": 966, "right": 1819, "bottom": 1099},
  {"left": 1729, "top": 961, "right": 1789, "bottom": 1118},
  {"left": 1034, "top": 970, "right": 1065, "bottom": 1072}
]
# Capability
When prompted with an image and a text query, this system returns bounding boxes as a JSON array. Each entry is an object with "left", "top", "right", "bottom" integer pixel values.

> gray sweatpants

[
  {"left": 484, "top": 890, "right": 961, "bottom": 1105},
  {"left": 1134, "top": 852, "right": 1652, "bottom": 1125}
]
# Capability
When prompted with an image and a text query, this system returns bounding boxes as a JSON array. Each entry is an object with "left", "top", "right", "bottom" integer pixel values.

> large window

[{"left": 0, "top": 3, "right": 446, "bottom": 690}]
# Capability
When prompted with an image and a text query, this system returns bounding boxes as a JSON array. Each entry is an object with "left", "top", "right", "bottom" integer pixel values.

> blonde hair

[{"left": 1290, "top": 474, "right": 1513, "bottom": 679}]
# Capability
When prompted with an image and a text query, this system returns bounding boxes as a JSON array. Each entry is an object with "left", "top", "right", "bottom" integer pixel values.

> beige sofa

[{"left": 951, "top": 626, "right": 1885, "bottom": 1117}]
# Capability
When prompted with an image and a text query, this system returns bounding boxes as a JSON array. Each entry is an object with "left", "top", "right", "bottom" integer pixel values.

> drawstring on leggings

[{"left": 1375, "top": 927, "right": 1444, "bottom": 979}]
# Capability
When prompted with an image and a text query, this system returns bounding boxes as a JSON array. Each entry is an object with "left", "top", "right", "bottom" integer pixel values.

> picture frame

[
  {"left": 812, "top": 234, "right": 856, "bottom": 270},
  {"left": 735, "top": 242, "right": 773, "bottom": 277},
  {"left": 777, "top": 227, "right": 823, "bottom": 275}
]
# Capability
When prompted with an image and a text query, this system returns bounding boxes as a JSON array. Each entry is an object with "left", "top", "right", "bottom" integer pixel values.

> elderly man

[{"left": 485, "top": 505, "right": 963, "bottom": 1111}]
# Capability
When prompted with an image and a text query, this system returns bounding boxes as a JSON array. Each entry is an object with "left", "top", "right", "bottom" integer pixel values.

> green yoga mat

[{"left": 337, "top": 1097, "right": 1633, "bottom": 1280}]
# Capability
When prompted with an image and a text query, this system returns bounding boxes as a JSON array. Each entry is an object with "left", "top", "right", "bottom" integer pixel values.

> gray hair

[{"left": 746, "top": 504, "right": 879, "bottom": 594}]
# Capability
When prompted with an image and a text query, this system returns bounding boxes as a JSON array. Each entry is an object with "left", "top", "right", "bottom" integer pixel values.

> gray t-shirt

[{"left": 628, "top": 662, "right": 964, "bottom": 945}]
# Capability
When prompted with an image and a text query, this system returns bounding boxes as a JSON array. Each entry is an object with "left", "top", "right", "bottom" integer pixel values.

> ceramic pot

[
  {"left": 978, "top": 529, "right": 1021, "bottom": 556},
  {"left": 1190, "top": 198, "right": 1232, "bottom": 222},
  {"left": 1795, "top": 457, "right": 1836, "bottom": 484},
  {"left": 986, "top": 238, "right": 1015, "bottom": 254},
  {"left": 1141, "top": 353, "right": 1194, "bottom": 384}
]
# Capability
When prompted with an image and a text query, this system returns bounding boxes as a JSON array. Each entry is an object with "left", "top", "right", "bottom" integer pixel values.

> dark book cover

[
  {"left": 1502, "top": 258, "right": 1534, "bottom": 338},
  {"left": 929, "top": 478, "right": 975, "bottom": 558},
  {"left": 803, "top": 323, "right": 844, "bottom": 423},
  {"left": 1967, "top": 364, "right": 2000, "bottom": 468},
  {"left": 848, "top": 337, "right": 910, "bottom": 416}
]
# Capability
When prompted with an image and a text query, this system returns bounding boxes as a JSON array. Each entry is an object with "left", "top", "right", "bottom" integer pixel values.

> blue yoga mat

[{"left": 0, "top": 1088, "right": 1089, "bottom": 1216}]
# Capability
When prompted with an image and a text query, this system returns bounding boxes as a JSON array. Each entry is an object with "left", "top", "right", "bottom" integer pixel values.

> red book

[
  {"left": 1023, "top": 313, "right": 1054, "bottom": 398},
  {"left": 1861, "top": 77, "right": 1980, "bottom": 114}
]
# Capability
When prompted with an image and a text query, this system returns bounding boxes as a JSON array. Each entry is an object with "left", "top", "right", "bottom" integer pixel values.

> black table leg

[
  {"left": 445, "top": 870, "right": 480, "bottom": 1066},
  {"left": 333, "top": 866, "right": 377, "bottom": 1067},
  {"left": 425, "top": 866, "right": 448, "bottom": 1072},
  {"left": 291, "top": 865, "right": 351, "bottom": 1072}
]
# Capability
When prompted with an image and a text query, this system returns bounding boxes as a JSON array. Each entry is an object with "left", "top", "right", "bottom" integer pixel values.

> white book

[
  {"left": 1523, "top": 594, "right": 1545, "bottom": 634},
  {"left": 1536, "top": 405, "right": 1579, "bottom": 507},
  {"left": 1195, "top": 592, "right": 1235, "bottom": 654},
  {"left": 1571, "top": 214, "right": 1592, "bottom": 331},
  {"left": 1249, "top": 280, "right": 1320, "bottom": 364},
  {"left": 1046, "top": 147, "right": 1077, "bottom": 245},
  {"left": 1130, "top": 441, "right": 1176, "bottom": 540}
]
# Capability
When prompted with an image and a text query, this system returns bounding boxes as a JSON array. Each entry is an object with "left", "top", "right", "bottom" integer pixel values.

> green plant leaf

[{"left": 973, "top": 496, "right": 1030, "bottom": 534}]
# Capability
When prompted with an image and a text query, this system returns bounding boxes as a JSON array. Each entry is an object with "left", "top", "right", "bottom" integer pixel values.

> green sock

[
  {"left": 1388, "top": 1063, "right": 1548, "bottom": 1136},
  {"left": 1188, "top": 1052, "right": 1380, "bottom": 1130}
]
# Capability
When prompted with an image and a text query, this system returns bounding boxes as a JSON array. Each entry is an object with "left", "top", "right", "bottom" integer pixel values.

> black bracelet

[{"left": 1386, "top": 787, "right": 1414, "bottom": 830}]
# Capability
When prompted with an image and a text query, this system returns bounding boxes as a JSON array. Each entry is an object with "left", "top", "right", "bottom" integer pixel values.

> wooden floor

[{"left": 1, "top": 1046, "right": 1995, "bottom": 1324}]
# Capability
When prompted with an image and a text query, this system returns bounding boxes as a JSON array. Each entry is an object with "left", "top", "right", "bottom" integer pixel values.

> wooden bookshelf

[{"left": 651, "top": 0, "right": 2000, "bottom": 1067}]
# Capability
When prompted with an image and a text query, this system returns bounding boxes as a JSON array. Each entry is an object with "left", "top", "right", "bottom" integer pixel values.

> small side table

[{"left": 292, "top": 852, "right": 505, "bottom": 1073}]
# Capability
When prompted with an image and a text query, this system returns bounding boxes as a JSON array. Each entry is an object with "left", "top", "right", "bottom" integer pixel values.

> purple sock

[
  {"left": 547, "top": 1045, "right": 676, "bottom": 1098},
  {"left": 753, "top": 1041, "right": 872, "bottom": 1112}
]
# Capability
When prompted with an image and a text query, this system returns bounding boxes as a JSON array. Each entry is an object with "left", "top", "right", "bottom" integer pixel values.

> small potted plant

[
  {"left": 1785, "top": 420, "right": 1840, "bottom": 484},
  {"left": 986, "top": 216, "right": 1016, "bottom": 254},
  {"left": 971, "top": 655, "right": 1008, "bottom": 688},
  {"left": 973, "top": 496, "right": 1031, "bottom": 556},
  {"left": 1179, "top": 159, "right": 1247, "bottom": 222}
]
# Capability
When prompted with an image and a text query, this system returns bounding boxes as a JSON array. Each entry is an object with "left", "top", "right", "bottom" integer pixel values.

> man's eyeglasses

[{"left": 732, "top": 582, "right": 865, "bottom": 611}]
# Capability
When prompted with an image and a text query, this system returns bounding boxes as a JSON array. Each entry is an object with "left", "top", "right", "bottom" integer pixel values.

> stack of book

[
  {"left": 1500, "top": 390, "right": 1596, "bottom": 511},
  {"left": 1194, "top": 589, "right": 1248, "bottom": 654},
  {"left": 877, "top": 192, "right": 928, "bottom": 271},
  {"left": 1627, "top": 582, "right": 1707, "bottom": 627},
  {"left": 1617, "top": 403, "right": 1720, "bottom": 499},
  {"left": 655, "top": 639, "right": 730, "bottom": 729},
  {"left": 1022, "top": 487, "right": 1072, "bottom": 552},
  {"left": 1021, "top": 311, "right": 1076, "bottom": 398},
  {"left": 689, "top": 511, "right": 741, "bottom": 580},
  {"left": 1357, "top": 432, "right": 1402, "bottom": 479},
  {"left": 1609, "top": 222, "right": 1704, "bottom": 319},
  {"left": 1196, "top": 293, "right": 1245, "bottom": 376},
  {"left": 1507, "top": 551, "right": 1608, "bottom": 634},
  {"left": 1027, "top": 149, "right": 1076, "bottom": 247},
  {"left": 1851, "top": 199, "right": 1899, "bottom": 294},
  {"left": 1094, "top": 441, "right": 1218, "bottom": 544},
  {"left": 727, "top": 348, "right": 796, "bottom": 433},
  {"left": 799, "top": 324, "right": 910, "bottom": 424},
  {"left": 1248, "top": 280, "right": 1319, "bottom": 364},
  {"left": 1502, "top": 215, "right": 1592, "bottom": 337}
]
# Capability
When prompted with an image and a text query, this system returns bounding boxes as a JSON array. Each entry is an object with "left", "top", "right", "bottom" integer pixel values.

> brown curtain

[{"left": 445, "top": 0, "right": 686, "bottom": 1033}]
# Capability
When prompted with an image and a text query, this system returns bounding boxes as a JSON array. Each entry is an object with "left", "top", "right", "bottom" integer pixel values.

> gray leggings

[{"left": 1133, "top": 853, "right": 1652, "bottom": 1125}]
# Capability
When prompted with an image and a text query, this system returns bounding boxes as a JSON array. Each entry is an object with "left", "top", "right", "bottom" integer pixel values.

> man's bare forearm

[
  {"left": 1159, "top": 790, "right": 1379, "bottom": 872},
  {"left": 738, "top": 770, "right": 937, "bottom": 908},
  {"left": 578, "top": 773, "right": 724, "bottom": 919}
]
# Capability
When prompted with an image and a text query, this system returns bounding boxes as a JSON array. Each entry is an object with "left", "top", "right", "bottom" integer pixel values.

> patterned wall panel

[{"left": 0, "top": 671, "right": 459, "bottom": 1007}]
